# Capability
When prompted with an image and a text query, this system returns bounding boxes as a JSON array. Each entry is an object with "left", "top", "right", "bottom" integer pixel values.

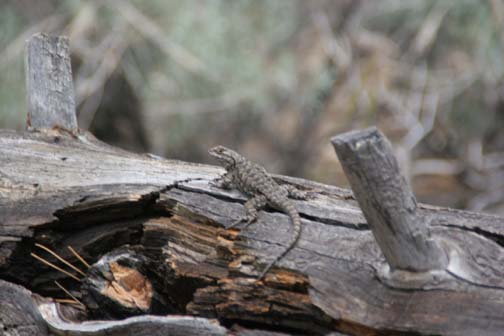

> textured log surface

[
  {"left": 332, "top": 127, "right": 448, "bottom": 271},
  {"left": 25, "top": 33, "right": 77, "bottom": 131},
  {"left": 0, "top": 128, "right": 503, "bottom": 335},
  {"left": 0, "top": 280, "right": 48, "bottom": 336}
]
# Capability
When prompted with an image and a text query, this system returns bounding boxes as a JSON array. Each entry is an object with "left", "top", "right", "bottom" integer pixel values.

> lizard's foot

[
  {"left": 228, "top": 214, "right": 257, "bottom": 230},
  {"left": 256, "top": 259, "right": 276, "bottom": 280},
  {"left": 210, "top": 178, "right": 225, "bottom": 189},
  {"left": 228, "top": 217, "right": 245, "bottom": 229},
  {"left": 210, "top": 173, "right": 235, "bottom": 190},
  {"left": 284, "top": 185, "right": 316, "bottom": 200}
]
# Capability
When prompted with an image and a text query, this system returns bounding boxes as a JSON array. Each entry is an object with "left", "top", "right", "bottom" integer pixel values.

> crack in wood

[{"left": 437, "top": 223, "right": 504, "bottom": 247}]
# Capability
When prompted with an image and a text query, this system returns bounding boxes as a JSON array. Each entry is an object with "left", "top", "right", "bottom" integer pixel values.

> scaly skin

[{"left": 209, "top": 145, "right": 308, "bottom": 279}]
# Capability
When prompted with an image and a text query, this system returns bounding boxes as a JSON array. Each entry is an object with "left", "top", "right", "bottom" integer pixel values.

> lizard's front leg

[
  {"left": 229, "top": 195, "right": 267, "bottom": 229},
  {"left": 212, "top": 171, "right": 235, "bottom": 190}
]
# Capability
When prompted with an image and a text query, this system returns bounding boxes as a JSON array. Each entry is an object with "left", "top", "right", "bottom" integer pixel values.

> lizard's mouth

[
  {"left": 208, "top": 151, "right": 220, "bottom": 160},
  {"left": 208, "top": 146, "right": 226, "bottom": 158},
  {"left": 208, "top": 146, "right": 220, "bottom": 156}
]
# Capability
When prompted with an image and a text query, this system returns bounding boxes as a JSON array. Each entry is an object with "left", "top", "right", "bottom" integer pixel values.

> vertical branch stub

[
  {"left": 25, "top": 33, "right": 78, "bottom": 131},
  {"left": 331, "top": 127, "right": 447, "bottom": 272}
]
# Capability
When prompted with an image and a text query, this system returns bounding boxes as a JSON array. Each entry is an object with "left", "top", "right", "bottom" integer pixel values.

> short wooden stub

[
  {"left": 332, "top": 127, "right": 447, "bottom": 272},
  {"left": 25, "top": 33, "right": 77, "bottom": 131}
]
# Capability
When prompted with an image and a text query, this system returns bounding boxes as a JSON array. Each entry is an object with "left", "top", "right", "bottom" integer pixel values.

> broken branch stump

[
  {"left": 331, "top": 127, "right": 448, "bottom": 271},
  {"left": 25, "top": 33, "right": 77, "bottom": 131}
]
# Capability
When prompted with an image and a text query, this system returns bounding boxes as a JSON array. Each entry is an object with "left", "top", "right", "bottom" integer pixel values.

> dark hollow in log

[{"left": 332, "top": 127, "right": 448, "bottom": 272}]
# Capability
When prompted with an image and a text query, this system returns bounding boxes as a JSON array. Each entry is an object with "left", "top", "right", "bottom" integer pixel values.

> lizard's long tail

[{"left": 257, "top": 202, "right": 301, "bottom": 279}]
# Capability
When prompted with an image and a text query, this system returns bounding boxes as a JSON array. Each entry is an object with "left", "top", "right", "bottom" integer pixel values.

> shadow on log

[{"left": 0, "top": 33, "right": 503, "bottom": 336}]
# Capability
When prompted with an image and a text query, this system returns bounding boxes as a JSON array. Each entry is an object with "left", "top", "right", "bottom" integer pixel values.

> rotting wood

[
  {"left": 25, "top": 33, "right": 77, "bottom": 131},
  {"left": 332, "top": 127, "right": 448, "bottom": 272},
  {"left": 81, "top": 246, "right": 172, "bottom": 319}
]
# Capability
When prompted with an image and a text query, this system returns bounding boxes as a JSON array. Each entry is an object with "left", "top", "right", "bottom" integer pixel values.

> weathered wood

[
  {"left": 39, "top": 302, "right": 227, "bottom": 336},
  {"left": 25, "top": 33, "right": 77, "bottom": 131},
  {"left": 0, "top": 280, "right": 49, "bottom": 336},
  {"left": 332, "top": 127, "right": 448, "bottom": 272},
  {"left": 0, "top": 129, "right": 503, "bottom": 335}
]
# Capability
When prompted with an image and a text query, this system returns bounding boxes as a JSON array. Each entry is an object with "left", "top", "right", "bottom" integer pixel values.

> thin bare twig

[
  {"left": 35, "top": 243, "right": 86, "bottom": 276},
  {"left": 67, "top": 246, "right": 91, "bottom": 269},
  {"left": 55, "top": 298, "right": 81, "bottom": 304},
  {"left": 113, "top": 1, "right": 214, "bottom": 79},
  {"left": 311, "top": 10, "right": 351, "bottom": 69},
  {"left": 54, "top": 280, "right": 84, "bottom": 307},
  {"left": 412, "top": 159, "right": 463, "bottom": 176},
  {"left": 30, "top": 253, "right": 82, "bottom": 282},
  {"left": 73, "top": 31, "right": 129, "bottom": 129},
  {"left": 74, "top": 32, "right": 128, "bottom": 104},
  {"left": 410, "top": 3, "right": 451, "bottom": 56}
]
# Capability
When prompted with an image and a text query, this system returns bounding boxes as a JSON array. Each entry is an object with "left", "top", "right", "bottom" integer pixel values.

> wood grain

[
  {"left": 25, "top": 33, "right": 77, "bottom": 131},
  {"left": 332, "top": 127, "right": 448, "bottom": 271}
]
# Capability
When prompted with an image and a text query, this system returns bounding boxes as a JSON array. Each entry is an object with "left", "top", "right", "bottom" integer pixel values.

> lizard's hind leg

[
  {"left": 229, "top": 195, "right": 267, "bottom": 229},
  {"left": 283, "top": 185, "right": 309, "bottom": 200}
]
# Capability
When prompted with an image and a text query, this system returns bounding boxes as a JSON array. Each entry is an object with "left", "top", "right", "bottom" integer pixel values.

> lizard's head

[{"left": 208, "top": 145, "right": 239, "bottom": 168}]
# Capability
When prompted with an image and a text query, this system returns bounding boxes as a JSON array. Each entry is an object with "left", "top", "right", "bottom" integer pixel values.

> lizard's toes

[
  {"left": 228, "top": 217, "right": 245, "bottom": 229},
  {"left": 209, "top": 179, "right": 221, "bottom": 188}
]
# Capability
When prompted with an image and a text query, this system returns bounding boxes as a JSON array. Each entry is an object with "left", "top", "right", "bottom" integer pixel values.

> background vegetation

[{"left": 1, "top": 0, "right": 503, "bottom": 214}]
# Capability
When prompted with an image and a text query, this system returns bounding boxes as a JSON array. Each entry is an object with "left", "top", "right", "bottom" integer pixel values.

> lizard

[{"left": 208, "top": 145, "right": 309, "bottom": 279}]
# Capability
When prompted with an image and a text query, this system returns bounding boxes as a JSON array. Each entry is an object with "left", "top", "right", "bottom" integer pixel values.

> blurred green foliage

[
  {"left": 0, "top": 0, "right": 503, "bottom": 212},
  {"left": 0, "top": 6, "right": 26, "bottom": 128}
]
